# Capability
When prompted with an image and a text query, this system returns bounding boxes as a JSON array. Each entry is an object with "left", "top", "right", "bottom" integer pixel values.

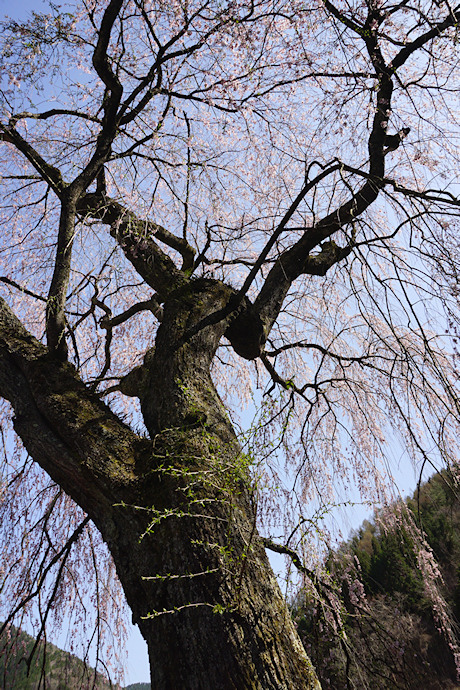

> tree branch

[
  {"left": 0, "top": 516, "right": 91, "bottom": 640},
  {"left": 45, "top": 195, "right": 76, "bottom": 359},
  {"left": 77, "top": 193, "right": 190, "bottom": 296},
  {"left": 252, "top": 3, "right": 397, "bottom": 342},
  {"left": 0, "top": 124, "right": 65, "bottom": 197},
  {"left": 92, "top": 0, "right": 124, "bottom": 101},
  {"left": 0, "top": 296, "right": 145, "bottom": 521},
  {"left": 101, "top": 294, "right": 164, "bottom": 329},
  {"left": 391, "top": 5, "right": 460, "bottom": 71}
]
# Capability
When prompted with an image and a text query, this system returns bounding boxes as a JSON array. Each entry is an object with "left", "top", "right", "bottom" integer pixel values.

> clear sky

[{"left": 0, "top": 0, "right": 46, "bottom": 18}]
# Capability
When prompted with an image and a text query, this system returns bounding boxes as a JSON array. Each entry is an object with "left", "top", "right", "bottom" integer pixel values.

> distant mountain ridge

[
  {"left": 294, "top": 470, "right": 460, "bottom": 689},
  {"left": 0, "top": 623, "right": 150, "bottom": 689}
]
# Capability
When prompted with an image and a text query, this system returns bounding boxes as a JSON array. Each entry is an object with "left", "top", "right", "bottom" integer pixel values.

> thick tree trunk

[
  {"left": 109, "top": 279, "right": 319, "bottom": 688},
  {"left": 104, "top": 470, "right": 319, "bottom": 689},
  {"left": 0, "top": 284, "right": 320, "bottom": 689}
]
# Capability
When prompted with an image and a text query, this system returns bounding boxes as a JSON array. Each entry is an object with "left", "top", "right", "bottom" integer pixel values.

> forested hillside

[
  {"left": 0, "top": 624, "right": 150, "bottom": 689},
  {"left": 294, "top": 472, "right": 460, "bottom": 689}
]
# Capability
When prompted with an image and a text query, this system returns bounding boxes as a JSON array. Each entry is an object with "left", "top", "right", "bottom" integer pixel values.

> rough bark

[{"left": 0, "top": 283, "right": 320, "bottom": 689}]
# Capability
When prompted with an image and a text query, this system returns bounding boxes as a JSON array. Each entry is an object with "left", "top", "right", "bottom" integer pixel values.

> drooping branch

[{"left": 0, "top": 515, "right": 91, "bottom": 639}]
